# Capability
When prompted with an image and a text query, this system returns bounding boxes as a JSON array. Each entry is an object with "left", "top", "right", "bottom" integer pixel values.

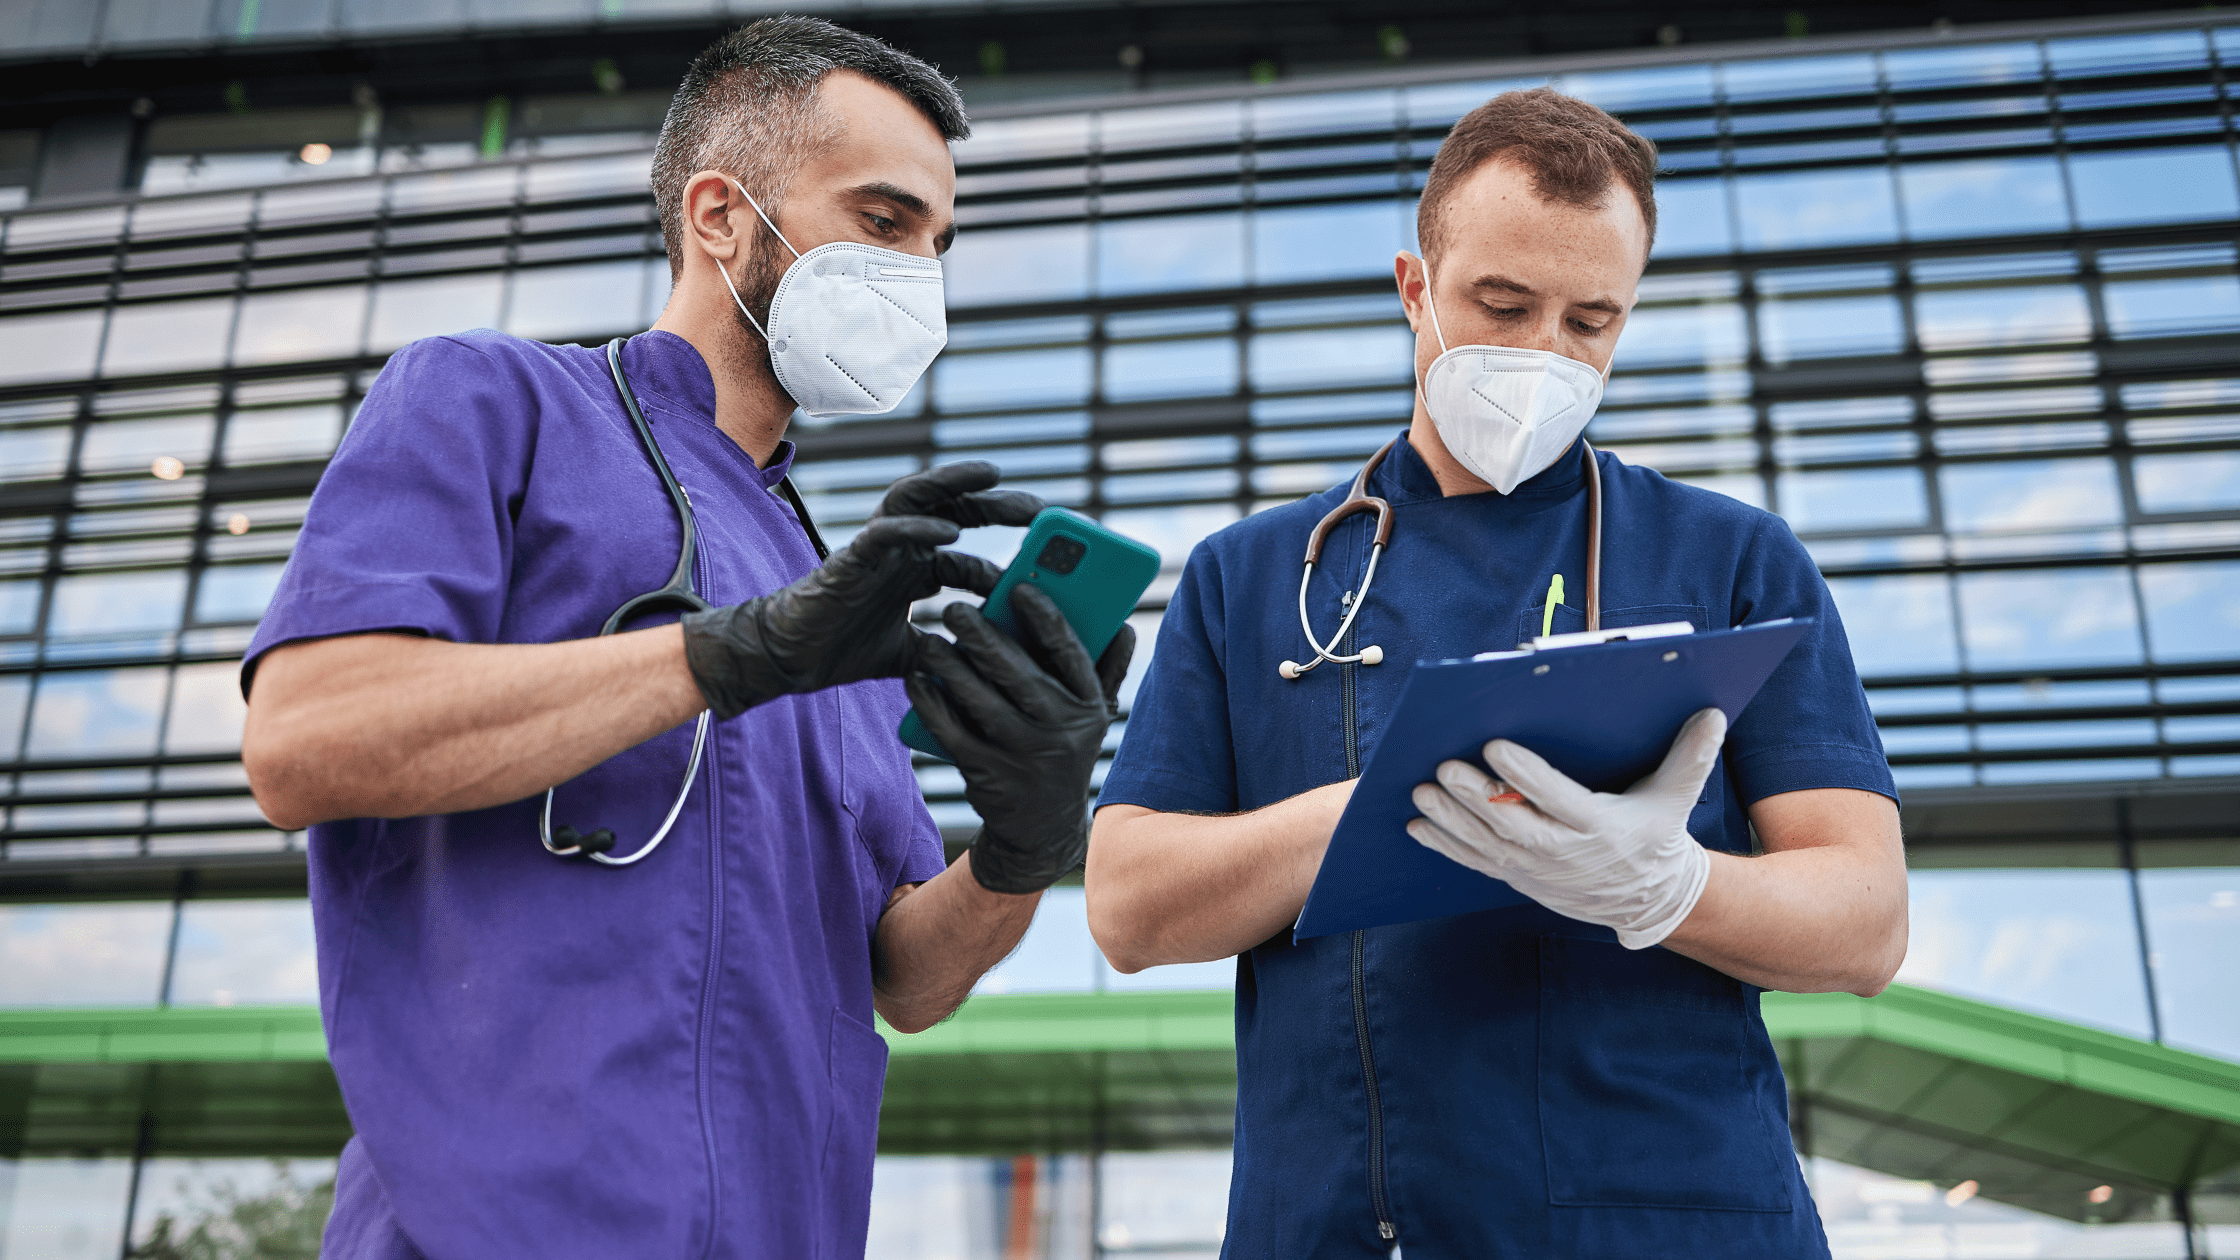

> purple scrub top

[{"left": 244, "top": 330, "right": 947, "bottom": 1260}]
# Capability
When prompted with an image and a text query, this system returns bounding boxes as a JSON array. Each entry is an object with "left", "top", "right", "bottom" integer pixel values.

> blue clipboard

[{"left": 1293, "top": 618, "right": 1812, "bottom": 940}]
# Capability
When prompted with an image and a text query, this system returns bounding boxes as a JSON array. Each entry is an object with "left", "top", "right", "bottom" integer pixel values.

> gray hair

[{"left": 651, "top": 15, "right": 970, "bottom": 280}]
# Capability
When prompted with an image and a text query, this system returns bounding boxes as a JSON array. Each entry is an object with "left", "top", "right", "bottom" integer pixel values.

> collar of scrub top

[{"left": 1278, "top": 435, "right": 1604, "bottom": 681}]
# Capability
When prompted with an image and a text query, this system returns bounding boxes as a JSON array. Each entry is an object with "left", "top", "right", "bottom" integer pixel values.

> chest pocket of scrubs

[{"left": 1536, "top": 935, "right": 1794, "bottom": 1211}]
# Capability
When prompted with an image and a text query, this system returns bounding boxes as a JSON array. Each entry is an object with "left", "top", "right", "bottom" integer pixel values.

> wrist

[
  {"left": 1614, "top": 840, "right": 1712, "bottom": 950},
  {"left": 681, "top": 600, "right": 794, "bottom": 719}
]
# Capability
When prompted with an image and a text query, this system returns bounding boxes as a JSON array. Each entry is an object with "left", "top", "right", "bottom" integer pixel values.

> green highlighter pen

[{"left": 1541, "top": 573, "right": 1565, "bottom": 640}]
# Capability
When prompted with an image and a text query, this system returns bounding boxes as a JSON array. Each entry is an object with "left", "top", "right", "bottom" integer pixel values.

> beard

[{"left": 726, "top": 222, "right": 793, "bottom": 404}]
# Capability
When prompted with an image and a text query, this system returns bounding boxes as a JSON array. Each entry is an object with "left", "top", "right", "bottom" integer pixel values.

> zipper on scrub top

[{"left": 1341, "top": 621, "right": 1397, "bottom": 1244}]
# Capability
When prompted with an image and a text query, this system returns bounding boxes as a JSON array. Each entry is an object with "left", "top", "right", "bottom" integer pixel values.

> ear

[
  {"left": 1395, "top": 250, "right": 1429, "bottom": 334},
  {"left": 680, "top": 170, "right": 749, "bottom": 268}
]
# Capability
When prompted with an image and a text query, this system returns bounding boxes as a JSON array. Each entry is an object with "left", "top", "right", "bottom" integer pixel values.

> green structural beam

[{"left": 2, "top": 985, "right": 2235, "bottom": 1225}]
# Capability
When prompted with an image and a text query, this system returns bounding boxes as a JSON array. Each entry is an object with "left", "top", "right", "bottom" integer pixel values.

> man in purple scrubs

[{"left": 238, "top": 18, "right": 1125, "bottom": 1259}]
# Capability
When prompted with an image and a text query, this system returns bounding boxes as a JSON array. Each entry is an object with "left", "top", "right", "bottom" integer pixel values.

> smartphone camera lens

[{"left": 1035, "top": 534, "right": 1087, "bottom": 576}]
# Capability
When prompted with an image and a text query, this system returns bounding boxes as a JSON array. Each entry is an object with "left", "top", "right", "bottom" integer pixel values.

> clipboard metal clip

[{"left": 1524, "top": 621, "right": 1697, "bottom": 653}]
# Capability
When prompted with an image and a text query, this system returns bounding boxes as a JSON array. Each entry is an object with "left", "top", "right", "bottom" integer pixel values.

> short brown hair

[{"left": 1417, "top": 86, "right": 1658, "bottom": 261}]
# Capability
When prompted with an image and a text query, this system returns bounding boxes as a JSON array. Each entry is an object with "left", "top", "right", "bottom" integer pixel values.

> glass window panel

[
  {"left": 1897, "top": 157, "right": 2070, "bottom": 239},
  {"left": 0, "top": 424, "right": 74, "bottom": 481},
  {"left": 128, "top": 1157, "right": 338, "bottom": 1257},
  {"left": 2069, "top": 145, "right": 2240, "bottom": 228},
  {"left": 193, "top": 562, "right": 286, "bottom": 624},
  {"left": 1612, "top": 302, "right": 1747, "bottom": 369},
  {"left": 1096, "top": 212, "right": 1245, "bottom": 297},
  {"left": 1824, "top": 575, "right": 1959, "bottom": 676},
  {"left": 1881, "top": 41, "right": 2044, "bottom": 90},
  {"left": 223, "top": 403, "right": 344, "bottom": 465},
  {"left": 1720, "top": 53, "right": 1878, "bottom": 101},
  {"left": 1649, "top": 177, "right": 1733, "bottom": 258},
  {"left": 2102, "top": 274, "right": 2240, "bottom": 339},
  {"left": 77, "top": 413, "right": 215, "bottom": 475},
  {"left": 46, "top": 570, "right": 187, "bottom": 640},
  {"left": 974, "top": 887, "right": 1095, "bottom": 994},
  {"left": 167, "top": 899, "right": 316, "bottom": 1006},
  {"left": 0, "top": 902, "right": 173, "bottom": 1004},
  {"left": 1099, "top": 99, "right": 1241, "bottom": 151},
  {"left": 0, "top": 308, "right": 105, "bottom": 386},
  {"left": 1246, "top": 327, "right": 1412, "bottom": 392},
  {"left": 100, "top": 297, "right": 236, "bottom": 378},
  {"left": 1957, "top": 568, "right": 2142, "bottom": 670},
  {"left": 2135, "top": 450, "right": 2240, "bottom": 514},
  {"left": 2047, "top": 29, "right": 2211, "bottom": 76},
  {"left": 366, "top": 273, "right": 503, "bottom": 354},
  {"left": 1779, "top": 468, "right": 1928, "bottom": 532},
  {"left": 25, "top": 666, "right": 170, "bottom": 757},
  {"left": 640, "top": 256, "right": 671, "bottom": 326},
  {"left": 1940, "top": 457, "right": 2121, "bottom": 532},
  {"left": 943, "top": 223, "right": 1089, "bottom": 308},
  {"left": 1733, "top": 167, "right": 1899, "bottom": 251},
  {"left": 1912, "top": 284, "right": 2092, "bottom": 350},
  {"left": 0, "top": 578, "right": 38, "bottom": 635},
  {"left": 2136, "top": 867, "right": 2240, "bottom": 1059},
  {"left": 2138, "top": 560, "right": 2240, "bottom": 662},
  {"left": 1757, "top": 294, "right": 1904, "bottom": 364},
  {"left": 165, "top": 661, "right": 248, "bottom": 754},
  {"left": 1099, "top": 1150, "right": 1232, "bottom": 1252},
  {"left": 0, "top": 1157, "right": 136, "bottom": 1260},
  {"left": 232, "top": 285, "right": 367, "bottom": 366},
  {"left": 931, "top": 348, "right": 1092, "bottom": 412},
  {"left": 1558, "top": 64, "right": 1715, "bottom": 109},
  {"left": 1252, "top": 200, "right": 1408, "bottom": 285},
  {"left": 503, "top": 258, "right": 644, "bottom": 343},
  {"left": 1899, "top": 868, "right": 2153, "bottom": 1036},
  {"left": 0, "top": 676, "right": 28, "bottom": 760},
  {"left": 1403, "top": 77, "right": 1547, "bottom": 128},
  {"left": 1102, "top": 338, "right": 1238, "bottom": 403}
]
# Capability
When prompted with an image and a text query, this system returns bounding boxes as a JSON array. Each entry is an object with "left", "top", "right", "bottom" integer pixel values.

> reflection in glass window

[
  {"left": 2137, "top": 561, "right": 2240, "bottom": 662},
  {"left": 1898, "top": 157, "right": 2069, "bottom": 239},
  {"left": 1757, "top": 295, "right": 1904, "bottom": 363},
  {"left": 0, "top": 1157, "right": 135, "bottom": 1260},
  {"left": 1940, "top": 457, "right": 2121, "bottom": 532},
  {"left": 0, "top": 579, "right": 38, "bottom": 636},
  {"left": 2137, "top": 867, "right": 2240, "bottom": 1059},
  {"left": 2134, "top": 450, "right": 2240, "bottom": 514},
  {"left": 1103, "top": 338, "right": 1238, "bottom": 403},
  {"left": 974, "top": 886, "right": 1096, "bottom": 994},
  {"left": 1957, "top": 568, "right": 2142, "bottom": 670},
  {"left": 232, "top": 286, "right": 367, "bottom": 367},
  {"left": 366, "top": 274, "right": 504, "bottom": 354},
  {"left": 101, "top": 296, "right": 237, "bottom": 379},
  {"left": 504, "top": 259, "right": 645, "bottom": 344},
  {"left": 2102, "top": 275, "right": 2240, "bottom": 340},
  {"left": 0, "top": 309, "right": 105, "bottom": 387},
  {"left": 0, "top": 676, "right": 27, "bottom": 760},
  {"left": 1252, "top": 201, "right": 1409, "bottom": 285},
  {"left": 1246, "top": 327, "right": 1412, "bottom": 392},
  {"left": 1779, "top": 468, "right": 1928, "bottom": 532},
  {"left": 1649, "top": 177, "right": 1733, "bottom": 258},
  {"left": 1825, "top": 575, "right": 1959, "bottom": 676},
  {"left": 0, "top": 425, "right": 73, "bottom": 481},
  {"left": 2068, "top": 145, "right": 2240, "bottom": 228},
  {"left": 1898, "top": 868, "right": 2153, "bottom": 1037},
  {"left": 1732, "top": 167, "right": 1899, "bottom": 251},
  {"left": 46, "top": 570, "right": 187, "bottom": 640},
  {"left": 194, "top": 563, "right": 286, "bottom": 623},
  {"left": 1912, "top": 284, "right": 2091, "bottom": 350},
  {"left": 168, "top": 899, "right": 317, "bottom": 1006},
  {"left": 77, "top": 413, "right": 216, "bottom": 475},
  {"left": 1612, "top": 302, "right": 1747, "bottom": 368},
  {"left": 932, "top": 348, "right": 1092, "bottom": 412},
  {"left": 25, "top": 667, "right": 170, "bottom": 757},
  {"left": 129, "top": 1158, "right": 337, "bottom": 1259},
  {"left": 942, "top": 223, "right": 1089, "bottom": 308},
  {"left": 0, "top": 902, "right": 173, "bottom": 1005},
  {"left": 165, "top": 662, "right": 249, "bottom": 754},
  {"left": 223, "top": 404, "right": 344, "bottom": 465},
  {"left": 1097, "top": 213, "right": 1245, "bottom": 297}
]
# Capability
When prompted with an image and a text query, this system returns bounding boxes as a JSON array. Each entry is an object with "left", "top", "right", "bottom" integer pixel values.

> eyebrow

[
  {"left": 848, "top": 180, "right": 958, "bottom": 254},
  {"left": 1468, "top": 273, "right": 1628, "bottom": 317}
]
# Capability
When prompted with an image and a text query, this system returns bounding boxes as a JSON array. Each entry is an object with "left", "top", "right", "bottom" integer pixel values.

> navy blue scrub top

[{"left": 1100, "top": 433, "right": 1896, "bottom": 1260}]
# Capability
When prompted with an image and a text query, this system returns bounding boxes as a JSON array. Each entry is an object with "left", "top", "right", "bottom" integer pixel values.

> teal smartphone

[{"left": 899, "top": 507, "right": 1162, "bottom": 762}]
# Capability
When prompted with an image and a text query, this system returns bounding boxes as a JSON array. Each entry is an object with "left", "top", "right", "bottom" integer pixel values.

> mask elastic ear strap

[
  {"left": 1420, "top": 257, "right": 1452, "bottom": 355},
  {"left": 713, "top": 176, "right": 803, "bottom": 343}
]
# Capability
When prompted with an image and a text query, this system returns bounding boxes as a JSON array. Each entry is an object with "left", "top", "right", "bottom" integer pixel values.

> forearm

[
  {"left": 1661, "top": 798, "right": 1908, "bottom": 996},
  {"left": 871, "top": 853, "right": 1040, "bottom": 1033},
  {"left": 1085, "top": 780, "right": 1353, "bottom": 973},
  {"left": 244, "top": 627, "right": 706, "bottom": 828}
]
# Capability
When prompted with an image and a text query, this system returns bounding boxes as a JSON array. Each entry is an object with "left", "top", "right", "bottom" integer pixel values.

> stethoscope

[
  {"left": 540, "top": 336, "right": 828, "bottom": 865},
  {"left": 1278, "top": 436, "right": 1605, "bottom": 680}
]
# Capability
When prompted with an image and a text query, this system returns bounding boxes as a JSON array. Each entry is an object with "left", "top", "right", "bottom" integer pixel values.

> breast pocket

[
  {"left": 1516, "top": 602, "right": 1710, "bottom": 648},
  {"left": 1536, "top": 935, "right": 1793, "bottom": 1211}
]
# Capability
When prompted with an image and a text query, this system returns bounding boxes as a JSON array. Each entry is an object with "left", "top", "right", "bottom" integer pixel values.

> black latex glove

[
  {"left": 681, "top": 463, "right": 1037, "bottom": 719},
  {"left": 905, "top": 585, "right": 1136, "bottom": 895}
]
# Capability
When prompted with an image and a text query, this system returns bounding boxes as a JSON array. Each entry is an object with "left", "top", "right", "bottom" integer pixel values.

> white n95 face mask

[
  {"left": 717, "top": 177, "right": 947, "bottom": 420},
  {"left": 1417, "top": 265, "right": 1609, "bottom": 494}
]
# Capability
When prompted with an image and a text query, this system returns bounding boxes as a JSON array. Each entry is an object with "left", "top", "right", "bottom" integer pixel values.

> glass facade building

[{"left": 2, "top": 10, "right": 2237, "bottom": 1258}]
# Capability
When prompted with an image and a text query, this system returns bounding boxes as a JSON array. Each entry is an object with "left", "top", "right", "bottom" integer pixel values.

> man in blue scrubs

[
  {"left": 1089, "top": 89, "right": 1905, "bottom": 1257},
  {"left": 240, "top": 19, "right": 1129, "bottom": 1259}
]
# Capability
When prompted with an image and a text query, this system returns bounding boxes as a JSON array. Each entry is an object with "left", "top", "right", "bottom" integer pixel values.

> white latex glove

[{"left": 1406, "top": 707, "right": 1727, "bottom": 950}]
